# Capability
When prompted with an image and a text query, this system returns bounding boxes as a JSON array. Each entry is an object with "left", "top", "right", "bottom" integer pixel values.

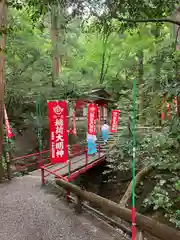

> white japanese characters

[
  {"left": 49, "top": 101, "right": 68, "bottom": 164},
  {"left": 55, "top": 117, "right": 64, "bottom": 158},
  {"left": 111, "top": 111, "right": 120, "bottom": 132},
  {"left": 50, "top": 104, "right": 65, "bottom": 160},
  {"left": 88, "top": 105, "right": 96, "bottom": 134},
  {"left": 111, "top": 112, "right": 117, "bottom": 132}
]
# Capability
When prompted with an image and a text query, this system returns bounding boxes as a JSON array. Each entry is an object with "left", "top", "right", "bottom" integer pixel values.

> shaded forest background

[{"left": 0, "top": 0, "right": 180, "bottom": 231}]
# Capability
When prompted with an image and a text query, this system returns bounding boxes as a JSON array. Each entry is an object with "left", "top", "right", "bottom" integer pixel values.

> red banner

[
  {"left": 98, "top": 107, "right": 101, "bottom": 132},
  {"left": 110, "top": 110, "right": 120, "bottom": 133},
  {"left": 72, "top": 111, "right": 76, "bottom": 135},
  {"left": 75, "top": 100, "right": 86, "bottom": 109},
  {"left": 88, "top": 103, "right": 98, "bottom": 135},
  {"left": 48, "top": 100, "right": 68, "bottom": 164},
  {"left": 161, "top": 96, "right": 165, "bottom": 120},
  {"left": 161, "top": 112, "right": 165, "bottom": 121},
  {"left": 4, "top": 106, "right": 13, "bottom": 139}
]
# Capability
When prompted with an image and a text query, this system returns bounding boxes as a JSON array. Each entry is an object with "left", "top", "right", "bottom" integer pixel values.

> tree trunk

[
  {"left": 99, "top": 34, "right": 109, "bottom": 84},
  {"left": 51, "top": 5, "right": 60, "bottom": 87},
  {"left": 154, "top": 25, "right": 160, "bottom": 84},
  {"left": 153, "top": 24, "right": 161, "bottom": 124},
  {"left": 137, "top": 50, "right": 144, "bottom": 124},
  {"left": 175, "top": 59, "right": 180, "bottom": 117},
  {"left": 0, "top": 0, "right": 7, "bottom": 180},
  {"left": 56, "top": 179, "right": 180, "bottom": 240},
  {"left": 119, "top": 166, "right": 154, "bottom": 207}
]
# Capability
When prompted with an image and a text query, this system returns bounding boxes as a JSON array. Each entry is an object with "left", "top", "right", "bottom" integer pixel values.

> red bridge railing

[
  {"left": 11, "top": 141, "right": 87, "bottom": 175},
  {"left": 41, "top": 144, "right": 104, "bottom": 184}
]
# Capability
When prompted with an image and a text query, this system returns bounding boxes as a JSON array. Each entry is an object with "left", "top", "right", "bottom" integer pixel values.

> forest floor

[{"left": 0, "top": 175, "right": 125, "bottom": 240}]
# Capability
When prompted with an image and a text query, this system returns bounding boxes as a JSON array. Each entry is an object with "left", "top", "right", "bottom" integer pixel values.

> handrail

[
  {"left": 11, "top": 141, "right": 87, "bottom": 162},
  {"left": 56, "top": 179, "right": 180, "bottom": 240}
]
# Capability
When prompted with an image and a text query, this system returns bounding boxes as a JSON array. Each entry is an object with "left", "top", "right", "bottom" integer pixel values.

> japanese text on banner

[
  {"left": 88, "top": 103, "right": 97, "bottom": 135},
  {"left": 98, "top": 107, "right": 101, "bottom": 132},
  {"left": 110, "top": 110, "right": 120, "bottom": 133},
  {"left": 48, "top": 101, "right": 68, "bottom": 164}
]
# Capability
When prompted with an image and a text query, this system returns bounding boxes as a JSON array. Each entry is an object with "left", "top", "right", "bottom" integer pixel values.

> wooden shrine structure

[{"left": 75, "top": 88, "right": 114, "bottom": 120}]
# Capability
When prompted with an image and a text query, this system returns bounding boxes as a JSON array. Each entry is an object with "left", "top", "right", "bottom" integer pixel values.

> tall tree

[
  {"left": 137, "top": 49, "right": 144, "bottom": 123},
  {"left": 51, "top": 4, "right": 60, "bottom": 87},
  {"left": 0, "top": 0, "right": 7, "bottom": 179}
]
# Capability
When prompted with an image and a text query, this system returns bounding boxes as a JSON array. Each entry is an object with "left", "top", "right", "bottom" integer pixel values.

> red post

[
  {"left": 85, "top": 149, "right": 88, "bottom": 166},
  {"left": 41, "top": 167, "right": 45, "bottom": 185},
  {"left": 75, "top": 144, "right": 78, "bottom": 154},
  {"left": 38, "top": 152, "right": 42, "bottom": 169},
  {"left": 98, "top": 144, "right": 100, "bottom": 158}
]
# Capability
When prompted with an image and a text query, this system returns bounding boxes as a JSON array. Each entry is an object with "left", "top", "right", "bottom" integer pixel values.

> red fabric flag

[
  {"left": 88, "top": 103, "right": 98, "bottom": 135},
  {"left": 161, "top": 112, "right": 165, "bottom": 121},
  {"left": 98, "top": 107, "right": 101, "bottom": 132},
  {"left": 110, "top": 110, "right": 120, "bottom": 133},
  {"left": 161, "top": 96, "right": 165, "bottom": 120},
  {"left": 69, "top": 128, "right": 73, "bottom": 135},
  {"left": 48, "top": 100, "right": 68, "bottom": 164},
  {"left": 75, "top": 100, "right": 86, "bottom": 109},
  {"left": 72, "top": 111, "right": 76, "bottom": 135},
  {"left": 4, "top": 106, "right": 13, "bottom": 139}
]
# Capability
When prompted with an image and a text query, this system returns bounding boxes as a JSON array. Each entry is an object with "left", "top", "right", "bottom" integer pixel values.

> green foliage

[
  {"left": 143, "top": 178, "right": 180, "bottom": 228},
  {"left": 107, "top": 123, "right": 180, "bottom": 227},
  {"left": 3, "top": 0, "right": 180, "bottom": 229},
  {"left": 107, "top": 129, "right": 133, "bottom": 172},
  {"left": 169, "top": 210, "right": 180, "bottom": 228},
  {"left": 143, "top": 182, "right": 173, "bottom": 211}
]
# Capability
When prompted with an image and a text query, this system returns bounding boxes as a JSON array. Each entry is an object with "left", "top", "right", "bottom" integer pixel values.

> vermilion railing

[
  {"left": 11, "top": 141, "right": 87, "bottom": 174},
  {"left": 41, "top": 144, "right": 105, "bottom": 185}
]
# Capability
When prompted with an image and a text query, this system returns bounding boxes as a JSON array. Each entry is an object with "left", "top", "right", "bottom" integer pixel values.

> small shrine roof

[{"left": 80, "top": 88, "right": 114, "bottom": 103}]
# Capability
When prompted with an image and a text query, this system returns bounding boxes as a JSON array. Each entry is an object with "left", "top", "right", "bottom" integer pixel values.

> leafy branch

[{"left": 112, "top": 14, "right": 180, "bottom": 26}]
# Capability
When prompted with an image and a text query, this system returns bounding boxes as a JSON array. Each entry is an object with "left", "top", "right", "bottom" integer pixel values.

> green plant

[
  {"left": 143, "top": 182, "right": 173, "bottom": 211},
  {"left": 168, "top": 210, "right": 180, "bottom": 228}
]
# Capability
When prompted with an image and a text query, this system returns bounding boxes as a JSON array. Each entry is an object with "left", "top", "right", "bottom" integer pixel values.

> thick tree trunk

[
  {"left": 56, "top": 179, "right": 180, "bottom": 240},
  {"left": 51, "top": 5, "right": 60, "bottom": 87},
  {"left": 99, "top": 34, "right": 109, "bottom": 84},
  {"left": 137, "top": 50, "right": 144, "bottom": 124},
  {"left": 175, "top": 60, "right": 180, "bottom": 117},
  {"left": 119, "top": 166, "right": 154, "bottom": 207},
  {"left": 155, "top": 25, "right": 161, "bottom": 125},
  {"left": 0, "top": 0, "right": 7, "bottom": 180}
]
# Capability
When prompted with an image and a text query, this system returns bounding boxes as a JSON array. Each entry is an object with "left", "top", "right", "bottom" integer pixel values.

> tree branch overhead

[{"left": 112, "top": 15, "right": 180, "bottom": 26}]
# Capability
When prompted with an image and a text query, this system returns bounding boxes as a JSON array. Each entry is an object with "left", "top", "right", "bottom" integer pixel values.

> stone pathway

[{"left": 0, "top": 175, "right": 123, "bottom": 240}]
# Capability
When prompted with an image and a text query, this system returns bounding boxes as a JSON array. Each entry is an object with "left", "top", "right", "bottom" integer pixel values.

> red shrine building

[{"left": 74, "top": 88, "right": 113, "bottom": 120}]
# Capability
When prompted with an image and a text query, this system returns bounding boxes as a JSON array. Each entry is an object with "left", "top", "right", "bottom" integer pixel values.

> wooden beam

[{"left": 56, "top": 179, "right": 180, "bottom": 240}]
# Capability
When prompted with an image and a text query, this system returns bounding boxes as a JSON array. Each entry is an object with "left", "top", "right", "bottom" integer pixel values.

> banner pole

[{"left": 132, "top": 79, "right": 137, "bottom": 240}]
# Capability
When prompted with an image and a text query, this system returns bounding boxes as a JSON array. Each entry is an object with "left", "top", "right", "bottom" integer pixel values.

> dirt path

[{"left": 0, "top": 176, "right": 124, "bottom": 240}]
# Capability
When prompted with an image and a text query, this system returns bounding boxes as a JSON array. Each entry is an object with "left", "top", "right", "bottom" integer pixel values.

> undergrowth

[{"left": 106, "top": 119, "right": 180, "bottom": 228}]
